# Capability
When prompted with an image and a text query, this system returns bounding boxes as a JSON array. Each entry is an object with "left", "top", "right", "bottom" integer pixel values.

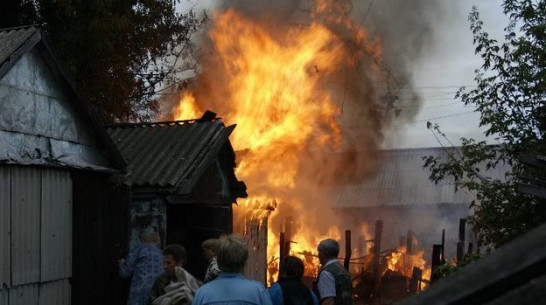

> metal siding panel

[
  {"left": 11, "top": 167, "right": 40, "bottom": 285},
  {"left": 41, "top": 169, "right": 72, "bottom": 282},
  {"left": 8, "top": 283, "right": 39, "bottom": 305},
  {"left": 0, "top": 167, "right": 10, "bottom": 288},
  {"left": 0, "top": 289, "right": 7, "bottom": 305},
  {"left": 38, "top": 279, "right": 70, "bottom": 305}
]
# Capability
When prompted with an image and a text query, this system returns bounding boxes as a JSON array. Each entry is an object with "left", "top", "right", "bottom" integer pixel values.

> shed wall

[
  {"left": 1, "top": 165, "right": 72, "bottom": 304},
  {"left": 38, "top": 279, "right": 71, "bottom": 305},
  {"left": 0, "top": 50, "right": 109, "bottom": 169},
  {"left": 11, "top": 167, "right": 41, "bottom": 285},
  {"left": 72, "top": 173, "right": 130, "bottom": 305},
  {"left": 8, "top": 283, "right": 39, "bottom": 305},
  {"left": 0, "top": 167, "right": 9, "bottom": 288},
  {"left": 41, "top": 169, "right": 72, "bottom": 282}
]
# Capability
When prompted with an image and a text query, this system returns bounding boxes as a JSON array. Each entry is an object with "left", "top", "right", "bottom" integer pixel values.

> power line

[{"left": 392, "top": 110, "right": 477, "bottom": 126}]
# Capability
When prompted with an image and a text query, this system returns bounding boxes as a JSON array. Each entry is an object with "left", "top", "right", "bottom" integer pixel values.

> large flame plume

[{"left": 171, "top": 0, "right": 403, "bottom": 284}]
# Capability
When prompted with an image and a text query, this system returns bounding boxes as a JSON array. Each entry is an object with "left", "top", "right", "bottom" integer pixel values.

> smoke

[{"left": 163, "top": 0, "right": 461, "bottom": 267}]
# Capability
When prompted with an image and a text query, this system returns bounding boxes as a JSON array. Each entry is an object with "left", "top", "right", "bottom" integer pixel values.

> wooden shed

[
  {"left": 106, "top": 114, "right": 247, "bottom": 280},
  {"left": 0, "top": 26, "right": 126, "bottom": 305}
]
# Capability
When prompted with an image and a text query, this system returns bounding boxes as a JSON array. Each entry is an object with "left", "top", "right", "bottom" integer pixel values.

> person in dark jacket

[
  {"left": 315, "top": 239, "right": 352, "bottom": 305},
  {"left": 149, "top": 244, "right": 188, "bottom": 303},
  {"left": 269, "top": 256, "right": 318, "bottom": 305}
]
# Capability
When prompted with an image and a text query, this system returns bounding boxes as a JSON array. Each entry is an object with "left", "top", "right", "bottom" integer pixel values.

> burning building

[
  {"left": 166, "top": 0, "right": 399, "bottom": 287},
  {"left": 162, "top": 0, "right": 491, "bottom": 302}
]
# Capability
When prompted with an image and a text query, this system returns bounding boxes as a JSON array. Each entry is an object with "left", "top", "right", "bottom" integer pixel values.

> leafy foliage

[
  {"left": 433, "top": 254, "right": 482, "bottom": 279},
  {"left": 423, "top": 0, "right": 546, "bottom": 249},
  {"left": 1, "top": 0, "right": 206, "bottom": 122}
]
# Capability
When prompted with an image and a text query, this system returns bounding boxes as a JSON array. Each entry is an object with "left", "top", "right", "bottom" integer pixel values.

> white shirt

[{"left": 317, "top": 259, "right": 338, "bottom": 299}]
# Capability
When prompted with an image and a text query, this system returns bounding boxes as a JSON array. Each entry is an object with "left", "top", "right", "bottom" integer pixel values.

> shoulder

[
  {"left": 249, "top": 278, "right": 269, "bottom": 290},
  {"left": 268, "top": 282, "right": 281, "bottom": 293},
  {"left": 318, "top": 269, "right": 335, "bottom": 282}
]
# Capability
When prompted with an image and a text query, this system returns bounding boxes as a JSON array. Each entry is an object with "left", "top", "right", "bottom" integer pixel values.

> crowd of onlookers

[{"left": 118, "top": 233, "right": 352, "bottom": 305}]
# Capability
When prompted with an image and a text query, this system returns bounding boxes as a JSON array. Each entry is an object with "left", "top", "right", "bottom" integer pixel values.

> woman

[
  {"left": 119, "top": 231, "right": 164, "bottom": 305},
  {"left": 269, "top": 256, "right": 319, "bottom": 305}
]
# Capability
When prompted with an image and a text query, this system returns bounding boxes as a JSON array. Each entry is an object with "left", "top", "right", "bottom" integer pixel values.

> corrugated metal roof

[
  {"left": 328, "top": 147, "right": 510, "bottom": 208},
  {"left": 107, "top": 119, "right": 234, "bottom": 190}
]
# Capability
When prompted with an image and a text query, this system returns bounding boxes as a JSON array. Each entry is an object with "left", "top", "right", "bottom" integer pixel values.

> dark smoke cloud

[{"left": 354, "top": 0, "right": 457, "bottom": 120}]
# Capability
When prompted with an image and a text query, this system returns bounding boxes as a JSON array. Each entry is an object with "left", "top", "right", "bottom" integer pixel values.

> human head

[
  {"left": 317, "top": 239, "right": 340, "bottom": 265},
  {"left": 140, "top": 231, "right": 160, "bottom": 246},
  {"left": 163, "top": 244, "right": 186, "bottom": 278},
  {"left": 279, "top": 256, "right": 305, "bottom": 279},
  {"left": 202, "top": 238, "right": 219, "bottom": 260},
  {"left": 216, "top": 234, "right": 248, "bottom": 273}
]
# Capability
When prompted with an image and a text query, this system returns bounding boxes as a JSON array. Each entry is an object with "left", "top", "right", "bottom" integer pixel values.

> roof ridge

[
  {"left": 106, "top": 118, "right": 222, "bottom": 128},
  {"left": 0, "top": 24, "right": 41, "bottom": 32}
]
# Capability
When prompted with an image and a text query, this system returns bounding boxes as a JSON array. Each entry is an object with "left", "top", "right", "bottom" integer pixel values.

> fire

[
  {"left": 172, "top": 92, "right": 202, "bottom": 120},
  {"left": 171, "top": 0, "right": 396, "bottom": 287}
]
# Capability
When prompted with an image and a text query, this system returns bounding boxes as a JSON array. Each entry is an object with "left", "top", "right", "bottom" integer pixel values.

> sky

[
  {"left": 385, "top": 0, "right": 507, "bottom": 149},
  {"left": 179, "top": 0, "right": 508, "bottom": 150}
]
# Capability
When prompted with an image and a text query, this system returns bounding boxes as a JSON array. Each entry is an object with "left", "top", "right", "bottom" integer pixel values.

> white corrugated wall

[
  {"left": 11, "top": 167, "right": 41, "bottom": 285},
  {"left": 1, "top": 165, "right": 72, "bottom": 305},
  {"left": 41, "top": 169, "right": 72, "bottom": 282}
]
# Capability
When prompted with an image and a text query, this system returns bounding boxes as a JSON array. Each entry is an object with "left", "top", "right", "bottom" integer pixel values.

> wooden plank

[
  {"left": 430, "top": 245, "right": 443, "bottom": 283},
  {"left": 484, "top": 273, "right": 546, "bottom": 305},
  {"left": 406, "top": 230, "right": 415, "bottom": 255},
  {"left": 409, "top": 267, "right": 422, "bottom": 293},
  {"left": 344, "top": 230, "right": 351, "bottom": 271},
  {"left": 372, "top": 220, "right": 383, "bottom": 303}
]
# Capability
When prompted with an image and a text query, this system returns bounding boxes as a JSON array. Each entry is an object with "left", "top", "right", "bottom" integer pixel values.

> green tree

[
  {"left": 0, "top": 0, "right": 205, "bottom": 122},
  {"left": 423, "top": 0, "right": 546, "bottom": 249}
]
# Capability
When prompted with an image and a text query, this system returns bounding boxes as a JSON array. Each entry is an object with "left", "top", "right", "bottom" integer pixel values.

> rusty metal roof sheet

[
  {"left": 328, "top": 147, "right": 510, "bottom": 208},
  {"left": 107, "top": 119, "right": 235, "bottom": 190}
]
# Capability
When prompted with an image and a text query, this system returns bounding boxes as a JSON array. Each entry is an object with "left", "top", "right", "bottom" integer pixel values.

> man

[
  {"left": 192, "top": 235, "right": 272, "bottom": 305},
  {"left": 315, "top": 239, "right": 352, "bottom": 305},
  {"left": 202, "top": 238, "right": 221, "bottom": 283},
  {"left": 149, "top": 244, "right": 200, "bottom": 304}
]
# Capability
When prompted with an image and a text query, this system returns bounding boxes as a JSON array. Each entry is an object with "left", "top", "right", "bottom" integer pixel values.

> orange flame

[
  {"left": 172, "top": 0, "right": 389, "bottom": 286},
  {"left": 385, "top": 246, "right": 431, "bottom": 290}
]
